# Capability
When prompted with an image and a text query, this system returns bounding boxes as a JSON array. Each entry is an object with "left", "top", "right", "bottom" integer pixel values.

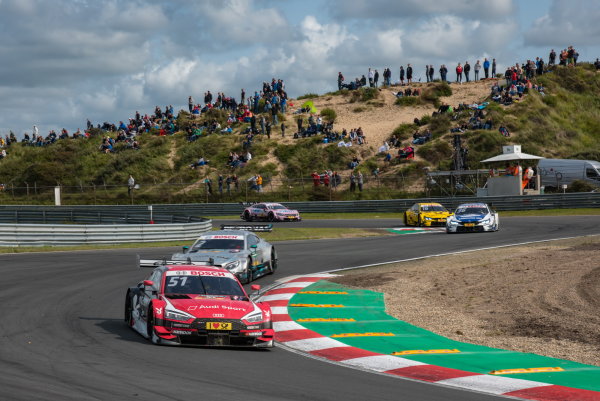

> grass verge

[{"left": 0, "top": 228, "right": 389, "bottom": 254}]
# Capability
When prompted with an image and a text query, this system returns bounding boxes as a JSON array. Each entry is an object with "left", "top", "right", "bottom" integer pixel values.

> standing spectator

[
  {"left": 399, "top": 66, "right": 405, "bottom": 85},
  {"left": 127, "top": 174, "right": 135, "bottom": 196},
  {"left": 483, "top": 58, "right": 490, "bottom": 79},
  {"left": 374, "top": 69, "right": 379, "bottom": 87},
  {"left": 492, "top": 58, "right": 497, "bottom": 76},
  {"left": 425, "top": 65, "right": 430, "bottom": 82},
  {"left": 204, "top": 177, "right": 212, "bottom": 195},
  {"left": 260, "top": 116, "right": 266, "bottom": 135},
  {"left": 440, "top": 65, "right": 448, "bottom": 82},
  {"left": 188, "top": 96, "right": 193, "bottom": 113},
  {"left": 456, "top": 63, "right": 463, "bottom": 84},
  {"left": 337, "top": 72, "right": 344, "bottom": 90},
  {"left": 464, "top": 61, "right": 471, "bottom": 82},
  {"left": 241, "top": 88, "right": 245, "bottom": 105},
  {"left": 549, "top": 49, "right": 556, "bottom": 66},
  {"left": 232, "top": 174, "right": 239, "bottom": 191},
  {"left": 33, "top": 125, "right": 39, "bottom": 138},
  {"left": 225, "top": 175, "right": 232, "bottom": 195},
  {"left": 281, "top": 122, "right": 286, "bottom": 137},
  {"left": 357, "top": 171, "right": 364, "bottom": 192},
  {"left": 428, "top": 65, "right": 434, "bottom": 81},
  {"left": 349, "top": 172, "right": 356, "bottom": 192},
  {"left": 474, "top": 60, "right": 481, "bottom": 81},
  {"left": 256, "top": 174, "right": 263, "bottom": 192},
  {"left": 504, "top": 67, "right": 512, "bottom": 87},
  {"left": 296, "top": 116, "right": 303, "bottom": 134},
  {"left": 368, "top": 68, "right": 374, "bottom": 87},
  {"left": 311, "top": 171, "right": 320, "bottom": 187},
  {"left": 218, "top": 175, "right": 223, "bottom": 195},
  {"left": 406, "top": 64, "right": 413, "bottom": 84},
  {"left": 266, "top": 121, "right": 272, "bottom": 139}
]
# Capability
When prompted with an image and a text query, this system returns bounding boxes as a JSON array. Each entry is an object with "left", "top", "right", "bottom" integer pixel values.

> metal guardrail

[
  {"left": 0, "top": 221, "right": 212, "bottom": 247},
  {"left": 0, "top": 193, "right": 599, "bottom": 218},
  {"left": 9, "top": 193, "right": 595, "bottom": 216},
  {"left": 0, "top": 209, "right": 205, "bottom": 224}
]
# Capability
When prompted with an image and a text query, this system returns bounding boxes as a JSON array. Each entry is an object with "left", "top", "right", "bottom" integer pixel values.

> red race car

[{"left": 124, "top": 260, "right": 274, "bottom": 347}]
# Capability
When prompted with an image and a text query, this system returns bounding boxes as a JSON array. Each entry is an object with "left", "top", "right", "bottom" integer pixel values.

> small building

[{"left": 477, "top": 145, "right": 544, "bottom": 196}]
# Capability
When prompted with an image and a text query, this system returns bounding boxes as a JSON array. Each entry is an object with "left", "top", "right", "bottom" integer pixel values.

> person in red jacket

[
  {"left": 456, "top": 63, "right": 463, "bottom": 84},
  {"left": 311, "top": 171, "right": 320, "bottom": 187}
]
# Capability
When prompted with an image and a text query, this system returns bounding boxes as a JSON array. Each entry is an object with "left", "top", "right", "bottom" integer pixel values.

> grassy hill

[{"left": 1, "top": 64, "right": 599, "bottom": 204}]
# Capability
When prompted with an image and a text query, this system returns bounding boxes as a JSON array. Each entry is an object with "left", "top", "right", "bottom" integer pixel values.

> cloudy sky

[{"left": 1, "top": 0, "right": 599, "bottom": 137}]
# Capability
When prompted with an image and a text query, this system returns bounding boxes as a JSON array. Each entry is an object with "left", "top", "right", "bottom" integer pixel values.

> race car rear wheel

[
  {"left": 403, "top": 212, "right": 408, "bottom": 226},
  {"left": 243, "top": 211, "right": 253, "bottom": 221},
  {"left": 418, "top": 215, "right": 423, "bottom": 227},
  {"left": 268, "top": 212, "right": 276, "bottom": 222}
]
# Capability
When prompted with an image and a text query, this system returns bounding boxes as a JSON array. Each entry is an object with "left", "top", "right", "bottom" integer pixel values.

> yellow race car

[{"left": 404, "top": 202, "right": 453, "bottom": 227}]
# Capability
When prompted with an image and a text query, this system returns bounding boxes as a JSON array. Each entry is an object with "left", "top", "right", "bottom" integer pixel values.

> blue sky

[{"left": 0, "top": 0, "right": 598, "bottom": 137}]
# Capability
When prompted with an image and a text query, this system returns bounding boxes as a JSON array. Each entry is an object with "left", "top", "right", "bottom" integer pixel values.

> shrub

[
  {"left": 297, "top": 93, "right": 319, "bottom": 100},
  {"left": 395, "top": 97, "right": 422, "bottom": 106},
  {"left": 321, "top": 108, "right": 337, "bottom": 122},
  {"left": 567, "top": 179, "right": 597, "bottom": 193},
  {"left": 391, "top": 123, "right": 416, "bottom": 140},
  {"left": 353, "top": 107, "right": 366, "bottom": 113}
]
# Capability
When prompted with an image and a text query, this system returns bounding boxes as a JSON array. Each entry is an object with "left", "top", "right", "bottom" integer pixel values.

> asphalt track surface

[{"left": 2, "top": 216, "right": 599, "bottom": 401}]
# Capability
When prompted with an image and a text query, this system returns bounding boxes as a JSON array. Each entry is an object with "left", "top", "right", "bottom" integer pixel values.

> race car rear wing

[
  {"left": 219, "top": 224, "right": 273, "bottom": 232},
  {"left": 137, "top": 256, "right": 216, "bottom": 269}
]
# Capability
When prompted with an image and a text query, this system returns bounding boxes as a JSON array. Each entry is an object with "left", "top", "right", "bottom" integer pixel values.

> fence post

[{"left": 25, "top": 182, "right": 29, "bottom": 198}]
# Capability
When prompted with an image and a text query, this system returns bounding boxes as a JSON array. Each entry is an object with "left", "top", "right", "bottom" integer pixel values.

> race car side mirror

[
  {"left": 182, "top": 246, "right": 189, "bottom": 253},
  {"left": 143, "top": 280, "right": 154, "bottom": 287},
  {"left": 250, "top": 245, "right": 257, "bottom": 249},
  {"left": 251, "top": 284, "right": 261, "bottom": 294}
]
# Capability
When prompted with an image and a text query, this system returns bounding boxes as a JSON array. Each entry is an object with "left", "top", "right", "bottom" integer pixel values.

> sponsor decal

[
  {"left": 172, "top": 330, "right": 192, "bottom": 335},
  {"left": 167, "top": 270, "right": 231, "bottom": 277},
  {"left": 206, "top": 322, "right": 232, "bottom": 330},
  {"left": 154, "top": 307, "right": 163, "bottom": 315},
  {"left": 187, "top": 304, "right": 245, "bottom": 311},
  {"left": 391, "top": 349, "right": 460, "bottom": 356},
  {"left": 298, "top": 291, "right": 348, "bottom": 294},
  {"left": 289, "top": 304, "right": 344, "bottom": 308},
  {"left": 212, "top": 313, "right": 225, "bottom": 318},
  {"left": 201, "top": 235, "right": 244, "bottom": 240},
  {"left": 489, "top": 367, "right": 564, "bottom": 375},
  {"left": 297, "top": 318, "right": 355, "bottom": 322},
  {"left": 331, "top": 332, "right": 395, "bottom": 338}
]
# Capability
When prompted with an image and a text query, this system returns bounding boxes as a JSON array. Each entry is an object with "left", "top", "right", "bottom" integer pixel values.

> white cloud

[{"left": 524, "top": 0, "right": 600, "bottom": 47}]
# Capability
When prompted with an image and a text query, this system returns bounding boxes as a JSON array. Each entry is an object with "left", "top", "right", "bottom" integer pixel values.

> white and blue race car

[{"left": 446, "top": 203, "right": 499, "bottom": 233}]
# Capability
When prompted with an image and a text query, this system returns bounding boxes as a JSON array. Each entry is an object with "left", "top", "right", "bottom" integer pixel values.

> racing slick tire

[
  {"left": 268, "top": 212, "right": 276, "bottom": 222},
  {"left": 403, "top": 212, "right": 408, "bottom": 226},
  {"left": 147, "top": 307, "right": 161, "bottom": 345},
  {"left": 124, "top": 291, "right": 134, "bottom": 326},
  {"left": 418, "top": 215, "right": 423, "bottom": 227},
  {"left": 243, "top": 257, "right": 253, "bottom": 284},
  {"left": 243, "top": 211, "right": 253, "bottom": 222},
  {"left": 268, "top": 248, "right": 278, "bottom": 274}
]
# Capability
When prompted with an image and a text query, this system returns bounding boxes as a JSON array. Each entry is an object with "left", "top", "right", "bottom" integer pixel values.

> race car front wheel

[
  {"left": 244, "top": 258, "right": 253, "bottom": 284},
  {"left": 147, "top": 307, "right": 160, "bottom": 344},
  {"left": 124, "top": 292, "right": 133, "bottom": 326},
  {"left": 268, "top": 249, "right": 278, "bottom": 274},
  {"left": 403, "top": 213, "right": 408, "bottom": 226}
]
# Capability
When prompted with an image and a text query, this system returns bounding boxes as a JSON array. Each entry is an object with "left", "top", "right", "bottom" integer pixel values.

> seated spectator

[
  {"left": 190, "top": 157, "right": 209, "bottom": 169},
  {"left": 499, "top": 125, "right": 510, "bottom": 137},
  {"left": 397, "top": 146, "right": 414, "bottom": 159}
]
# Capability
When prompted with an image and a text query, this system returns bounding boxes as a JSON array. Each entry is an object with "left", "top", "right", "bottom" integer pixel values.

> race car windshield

[
  {"left": 421, "top": 205, "right": 447, "bottom": 212},
  {"left": 164, "top": 275, "right": 245, "bottom": 297},
  {"left": 191, "top": 239, "right": 244, "bottom": 250},
  {"left": 270, "top": 205, "right": 286, "bottom": 210},
  {"left": 455, "top": 207, "right": 488, "bottom": 215}
]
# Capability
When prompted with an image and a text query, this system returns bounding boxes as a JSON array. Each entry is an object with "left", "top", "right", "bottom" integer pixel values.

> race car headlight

[
  {"left": 242, "top": 310, "right": 264, "bottom": 323},
  {"left": 224, "top": 260, "right": 242, "bottom": 271},
  {"left": 480, "top": 217, "right": 492, "bottom": 224},
  {"left": 165, "top": 309, "right": 194, "bottom": 321},
  {"left": 448, "top": 218, "right": 459, "bottom": 225},
  {"left": 424, "top": 217, "right": 433, "bottom": 220}
]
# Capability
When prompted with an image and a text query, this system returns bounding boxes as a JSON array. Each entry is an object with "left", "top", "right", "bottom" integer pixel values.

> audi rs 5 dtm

[{"left": 124, "top": 261, "right": 274, "bottom": 347}]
